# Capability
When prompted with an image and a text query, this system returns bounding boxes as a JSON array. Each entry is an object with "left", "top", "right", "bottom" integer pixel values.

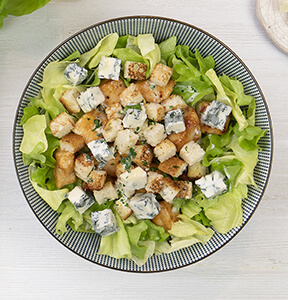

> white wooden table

[{"left": 1, "top": 0, "right": 287, "bottom": 299}]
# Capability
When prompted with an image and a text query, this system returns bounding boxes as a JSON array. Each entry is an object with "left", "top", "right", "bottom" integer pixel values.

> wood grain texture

[{"left": 1, "top": 0, "right": 288, "bottom": 299}]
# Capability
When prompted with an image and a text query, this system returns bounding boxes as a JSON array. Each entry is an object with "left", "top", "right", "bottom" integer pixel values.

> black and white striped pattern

[{"left": 13, "top": 16, "right": 273, "bottom": 272}]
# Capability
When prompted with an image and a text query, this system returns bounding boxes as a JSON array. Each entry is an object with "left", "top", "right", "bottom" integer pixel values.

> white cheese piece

[
  {"left": 195, "top": 170, "right": 227, "bottom": 199},
  {"left": 129, "top": 193, "right": 160, "bottom": 220},
  {"left": 123, "top": 104, "right": 147, "bottom": 129},
  {"left": 91, "top": 209, "right": 120, "bottom": 237},
  {"left": 98, "top": 56, "right": 121, "bottom": 80},
  {"left": 66, "top": 186, "right": 94, "bottom": 214},
  {"left": 64, "top": 63, "right": 88, "bottom": 86},
  {"left": 164, "top": 109, "right": 186, "bottom": 135},
  {"left": 201, "top": 100, "right": 232, "bottom": 131},
  {"left": 87, "top": 138, "right": 114, "bottom": 169},
  {"left": 119, "top": 167, "right": 147, "bottom": 192},
  {"left": 76, "top": 86, "right": 105, "bottom": 113}
]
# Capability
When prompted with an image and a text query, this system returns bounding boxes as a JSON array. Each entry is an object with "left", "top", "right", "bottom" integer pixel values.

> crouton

[
  {"left": 158, "top": 157, "right": 188, "bottom": 178},
  {"left": 115, "top": 161, "right": 135, "bottom": 178},
  {"left": 124, "top": 61, "right": 147, "bottom": 81},
  {"left": 99, "top": 79, "right": 126, "bottom": 107},
  {"left": 150, "top": 63, "right": 173, "bottom": 87},
  {"left": 60, "top": 133, "right": 85, "bottom": 153},
  {"left": 144, "top": 103, "right": 165, "bottom": 122},
  {"left": 187, "top": 161, "right": 207, "bottom": 180},
  {"left": 119, "top": 83, "right": 144, "bottom": 107},
  {"left": 74, "top": 153, "right": 95, "bottom": 181},
  {"left": 72, "top": 109, "right": 107, "bottom": 144},
  {"left": 143, "top": 123, "right": 167, "bottom": 147},
  {"left": 114, "top": 198, "right": 133, "bottom": 220},
  {"left": 54, "top": 147, "right": 75, "bottom": 174},
  {"left": 179, "top": 140, "right": 205, "bottom": 166},
  {"left": 153, "top": 139, "right": 176, "bottom": 163},
  {"left": 49, "top": 112, "right": 75, "bottom": 139},
  {"left": 59, "top": 88, "right": 81, "bottom": 114},
  {"left": 114, "top": 129, "right": 139, "bottom": 155},
  {"left": 102, "top": 118, "right": 123, "bottom": 142},
  {"left": 161, "top": 94, "right": 188, "bottom": 113},
  {"left": 137, "top": 119, "right": 149, "bottom": 141},
  {"left": 53, "top": 167, "right": 77, "bottom": 189},
  {"left": 176, "top": 181, "right": 193, "bottom": 199},
  {"left": 102, "top": 153, "right": 121, "bottom": 178},
  {"left": 152, "top": 201, "right": 179, "bottom": 231},
  {"left": 84, "top": 169, "right": 107, "bottom": 191},
  {"left": 131, "top": 144, "right": 153, "bottom": 169},
  {"left": 76, "top": 86, "right": 105, "bottom": 113},
  {"left": 93, "top": 181, "right": 118, "bottom": 204},
  {"left": 145, "top": 171, "right": 164, "bottom": 193},
  {"left": 105, "top": 103, "right": 123, "bottom": 120},
  {"left": 135, "top": 79, "right": 176, "bottom": 103},
  {"left": 159, "top": 177, "right": 181, "bottom": 203}
]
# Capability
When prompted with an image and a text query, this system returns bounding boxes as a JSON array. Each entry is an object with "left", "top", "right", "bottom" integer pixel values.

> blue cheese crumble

[
  {"left": 98, "top": 56, "right": 121, "bottom": 80},
  {"left": 201, "top": 100, "right": 232, "bottom": 131},
  {"left": 91, "top": 209, "right": 120, "bottom": 237},
  {"left": 66, "top": 186, "right": 94, "bottom": 214},
  {"left": 76, "top": 86, "right": 105, "bottom": 113},
  {"left": 195, "top": 170, "right": 227, "bottom": 199},
  {"left": 87, "top": 138, "right": 114, "bottom": 169},
  {"left": 123, "top": 103, "right": 147, "bottom": 129},
  {"left": 129, "top": 193, "right": 160, "bottom": 219},
  {"left": 164, "top": 108, "right": 186, "bottom": 134},
  {"left": 64, "top": 63, "right": 88, "bottom": 86}
]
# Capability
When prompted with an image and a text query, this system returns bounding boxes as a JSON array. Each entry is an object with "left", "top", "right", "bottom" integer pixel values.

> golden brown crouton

[
  {"left": 144, "top": 103, "right": 165, "bottom": 122},
  {"left": 54, "top": 148, "right": 75, "bottom": 174},
  {"left": 159, "top": 177, "right": 181, "bottom": 203},
  {"left": 101, "top": 153, "right": 121, "bottom": 178},
  {"left": 150, "top": 63, "right": 173, "bottom": 87},
  {"left": 49, "top": 112, "right": 75, "bottom": 139},
  {"left": 84, "top": 170, "right": 107, "bottom": 191},
  {"left": 102, "top": 118, "right": 123, "bottom": 142},
  {"left": 176, "top": 181, "right": 193, "bottom": 199},
  {"left": 135, "top": 79, "right": 175, "bottom": 103},
  {"left": 158, "top": 157, "right": 188, "bottom": 178},
  {"left": 59, "top": 88, "right": 81, "bottom": 114},
  {"left": 99, "top": 79, "right": 126, "bottom": 107},
  {"left": 161, "top": 94, "right": 188, "bottom": 113},
  {"left": 154, "top": 139, "right": 176, "bottom": 163},
  {"left": 53, "top": 166, "right": 77, "bottom": 189},
  {"left": 114, "top": 198, "right": 133, "bottom": 220},
  {"left": 60, "top": 133, "right": 85, "bottom": 153},
  {"left": 187, "top": 161, "right": 207, "bottom": 180},
  {"left": 105, "top": 103, "right": 123, "bottom": 120},
  {"left": 168, "top": 107, "right": 201, "bottom": 151},
  {"left": 124, "top": 61, "right": 147, "bottom": 81},
  {"left": 131, "top": 144, "right": 153, "bottom": 169},
  {"left": 72, "top": 109, "right": 107, "bottom": 144},
  {"left": 152, "top": 201, "right": 179, "bottom": 231},
  {"left": 74, "top": 153, "right": 95, "bottom": 181},
  {"left": 119, "top": 83, "right": 144, "bottom": 107},
  {"left": 93, "top": 181, "right": 118, "bottom": 204},
  {"left": 145, "top": 171, "right": 164, "bottom": 193}
]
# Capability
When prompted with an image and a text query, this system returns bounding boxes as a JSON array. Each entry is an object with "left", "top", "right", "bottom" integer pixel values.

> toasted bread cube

[
  {"left": 115, "top": 162, "right": 135, "bottom": 178},
  {"left": 114, "top": 198, "right": 133, "bottom": 220},
  {"left": 93, "top": 181, "right": 118, "bottom": 204},
  {"left": 99, "top": 79, "right": 126, "bottom": 107},
  {"left": 154, "top": 139, "right": 176, "bottom": 163},
  {"left": 101, "top": 153, "right": 121, "bottom": 178},
  {"left": 150, "top": 63, "right": 173, "bottom": 87},
  {"left": 144, "top": 103, "right": 165, "bottom": 122},
  {"left": 161, "top": 94, "right": 188, "bottom": 113},
  {"left": 84, "top": 169, "right": 107, "bottom": 190},
  {"left": 187, "top": 161, "right": 207, "bottom": 180},
  {"left": 105, "top": 103, "right": 123, "bottom": 120},
  {"left": 53, "top": 167, "right": 77, "bottom": 189},
  {"left": 59, "top": 88, "right": 81, "bottom": 114},
  {"left": 119, "top": 83, "right": 144, "bottom": 107},
  {"left": 54, "top": 148, "right": 75, "bottom": 174},
  {"left": 179, "top": 140, "right": 205, "bottom": 166},
  {"left": 49, "top": 112, "right": 75, "bottom": 139},
  {"left": 102, "top": 118, "right": 123, "bottom": 142},
  {"left": 158, "top": 157, "right": 187, "bottom": 178},
  {"left": 131, "top": 144, "right": 153, "bottom": 169},
  {"left": 159, "top": 177, "right": 181, "bottom": 203},
  {"left": 60, "top": 133, "right": 85, "bottom": 153},
  {"left": 124, "top": 61, "right": 147, "bottom": 81},
  {"left": 74, "top": 153, "right": 95, "bottom": 181},
  {"left": 114, "top": 129, "right": 139, "bottom": 155},
  {"left": 73, "top": 109, "right": 107, "bottom": 144},
  {"left": 143, "top": 123, "right": 167, "bottom": 147},
  {"left": 176, "top": 181, "right": 193, "bottom": 199},
  {"left": 137, "top": 119, "right": 149, "bottom": 141},
  {"left": 145, "top": 171, "right": 164, "bottom": 193}
]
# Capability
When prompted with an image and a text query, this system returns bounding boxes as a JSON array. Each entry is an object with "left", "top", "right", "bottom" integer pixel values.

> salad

[{"left": 19, "top": 33, "right": 266, "bottom": 266}]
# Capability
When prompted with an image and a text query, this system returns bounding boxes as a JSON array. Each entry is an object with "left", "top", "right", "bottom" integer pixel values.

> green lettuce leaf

[
  {"left": 159, "top": 36, "right": 177, "bottom": 62},
  {"left": 195, "top": 49, "right": 215, "bottom": 74}
]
